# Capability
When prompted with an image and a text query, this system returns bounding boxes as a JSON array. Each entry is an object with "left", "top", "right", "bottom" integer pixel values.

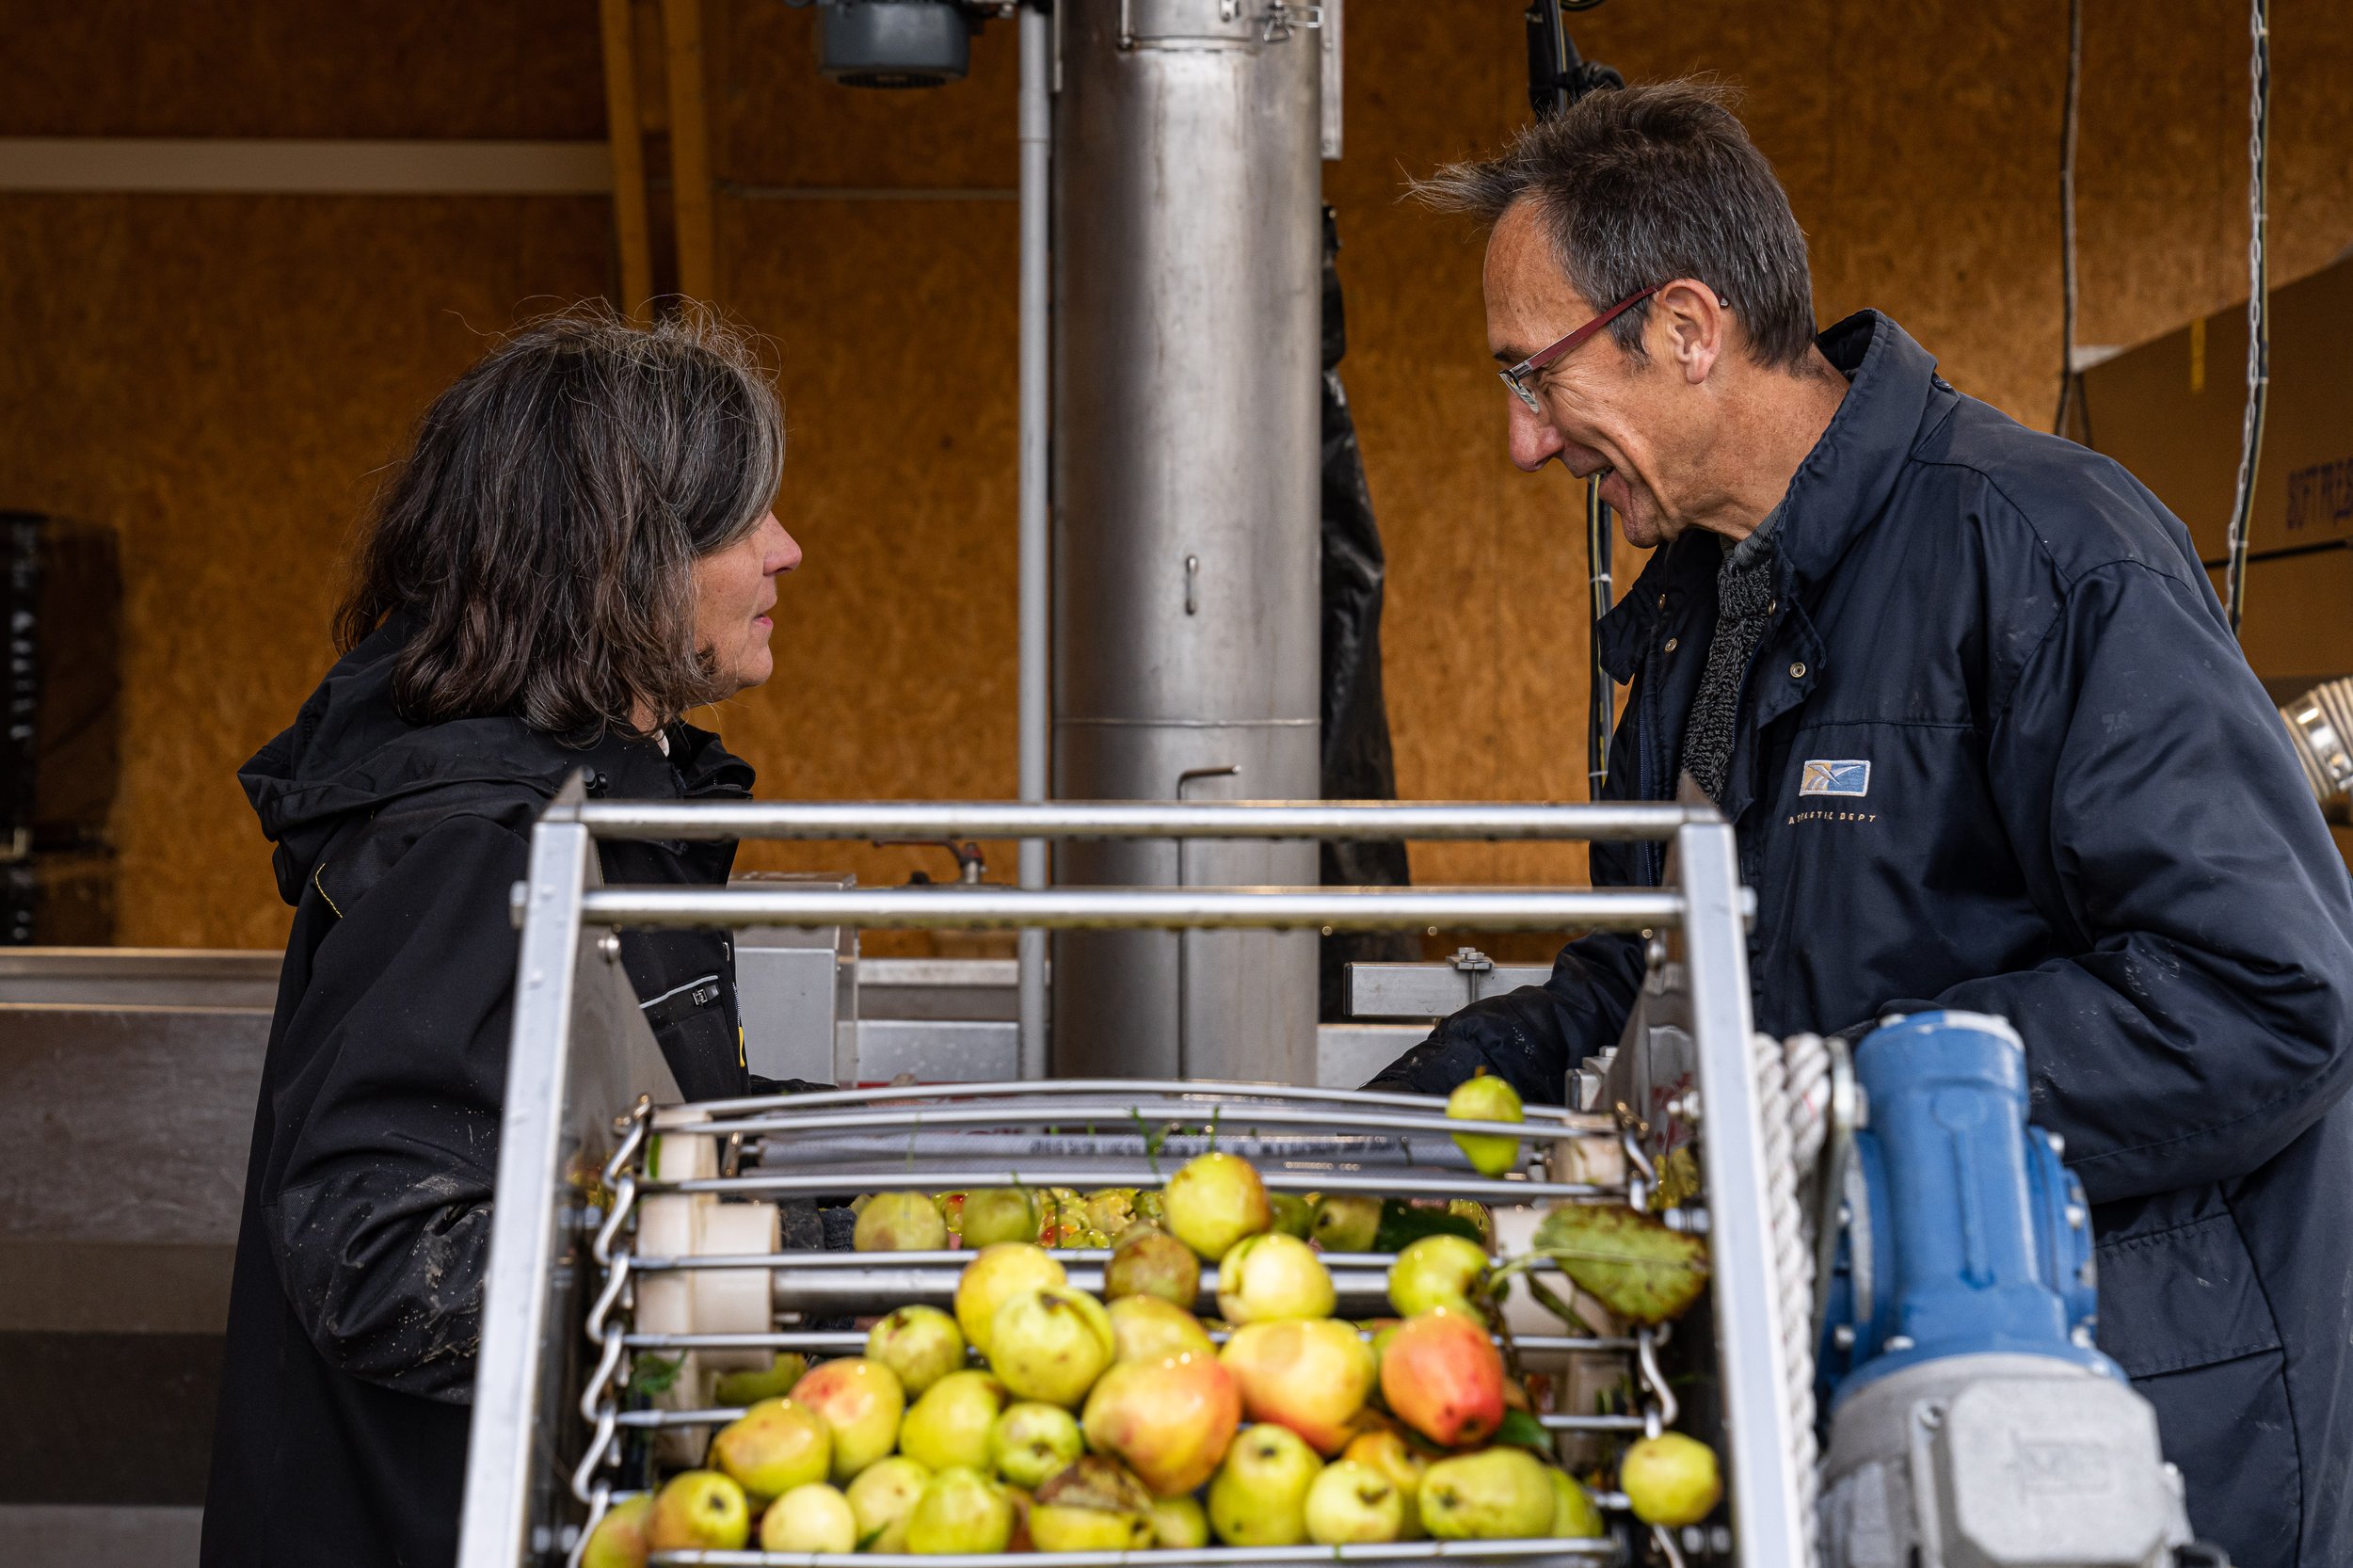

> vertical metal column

[
  {"left": 1016, "top": 1, "right": 1051, "bottom": 1080},
  {"left": 1049, "top": 0, "right": 1324, "bottom": 1084},
  {"left": 456, "top": 818, "right": 594, "bottom": 1568},
  {"left": 1674, "top": 820, "right": 1810, "bottom": 1565}
]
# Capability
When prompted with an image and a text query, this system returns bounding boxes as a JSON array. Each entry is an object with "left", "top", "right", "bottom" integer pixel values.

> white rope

[{"left": 1756, "top": 1031, "right": 1831, "bottom": 1567}]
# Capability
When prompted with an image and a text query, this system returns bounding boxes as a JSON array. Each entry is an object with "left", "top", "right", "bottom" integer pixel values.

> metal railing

[{"left": 456, "top": 795, "right": 1805, "bottom": 1568}]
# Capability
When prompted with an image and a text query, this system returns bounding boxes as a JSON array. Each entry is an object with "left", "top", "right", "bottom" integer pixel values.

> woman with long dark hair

[{"left": 201, "top": 309, "right": 802, "bottom": 1568}]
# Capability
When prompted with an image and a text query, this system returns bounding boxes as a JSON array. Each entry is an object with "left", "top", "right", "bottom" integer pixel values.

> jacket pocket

[{"left": 2093, "top": 1208, "right": 2281, "bottom": 1378}]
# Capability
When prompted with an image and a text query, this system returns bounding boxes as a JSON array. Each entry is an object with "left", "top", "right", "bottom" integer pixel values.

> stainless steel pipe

[
  {"left": 578, "top": 886, "right": 1692, "bottom": 932},
  {"left": 558, "top": 799, "right": 1718, "bottom": 841},
  {"left": 1051, "top": 1, "right": 1326, "bottom": 1085}
]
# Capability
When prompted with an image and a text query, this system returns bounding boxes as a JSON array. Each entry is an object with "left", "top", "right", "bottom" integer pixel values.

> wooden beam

[
  {"left": 599, "top": 0, "right": 654, "bottom": 323},
  {"left": 661, "top": 0, "right": 717, "bottom": 303},
  {"left": 0, "top": 137, "right": 609, "bottom": 193}
]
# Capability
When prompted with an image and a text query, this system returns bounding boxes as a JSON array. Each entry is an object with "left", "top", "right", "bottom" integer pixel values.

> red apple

[
  {"left": 1378, "top": 1309, "right": 1504, "bottom": 1448},
  {"left": 1080, "top": 1352, "right": 1242, "bottom": 1497}
]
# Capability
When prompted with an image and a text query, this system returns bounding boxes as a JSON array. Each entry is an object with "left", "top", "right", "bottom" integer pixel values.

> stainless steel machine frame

[{"left": 456, "top": 797, "right": 1807, "bottom": 1568}]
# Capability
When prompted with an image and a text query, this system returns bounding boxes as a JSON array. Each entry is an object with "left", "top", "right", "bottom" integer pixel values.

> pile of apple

[{"left": 588, "top": 1073, "right": 1719, "bottom": 1562}]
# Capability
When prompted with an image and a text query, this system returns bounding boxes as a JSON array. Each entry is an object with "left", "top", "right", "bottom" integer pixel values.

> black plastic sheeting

[{"left": 1319, "top": 208, "right": 1418, "bottom": 1018}]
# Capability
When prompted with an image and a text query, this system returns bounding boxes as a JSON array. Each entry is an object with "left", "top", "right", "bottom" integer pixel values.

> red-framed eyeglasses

[{"left": 1497, "top": 284, "right": 1665, "bottom": 413}]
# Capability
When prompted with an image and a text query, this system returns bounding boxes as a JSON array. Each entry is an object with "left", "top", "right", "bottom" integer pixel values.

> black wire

[
  {"left": 1587, "top": 479, "right": 1615, "bottom": 795},
  {"left": 2053, "top": 0, "right": 2083, "bottom": 438},
  {"left": 2223, "top": 0, "right": 2270, "bottom": 636}
]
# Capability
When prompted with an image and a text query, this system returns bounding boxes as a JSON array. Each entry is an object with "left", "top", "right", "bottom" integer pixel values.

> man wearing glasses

[{"left": 1368, "top": 81, "right": 2353, "bottom": 1568}]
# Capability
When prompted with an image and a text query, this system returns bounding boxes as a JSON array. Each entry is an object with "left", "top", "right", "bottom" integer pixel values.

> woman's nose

[{"left": 767, "top": 516, "right": 804, "bottom": 574}]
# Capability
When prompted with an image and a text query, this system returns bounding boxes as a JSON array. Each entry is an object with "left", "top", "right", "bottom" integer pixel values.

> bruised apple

[
  {"left": 1080, "top": 1352, "right": 1242, "bottom": 1497},
  {"left": 1027, "top": 1455, "right": 1156, "bottom": 1551},
  {"left": 1102, "top": 1225, "right": 1201, "bottom": 1308},
  {"left": 954, "top": 1243, "right": 1067, "bottom": 1358},
  {"left": 866, "top": 1305, "right": 965, "bottom": 1398},
  {"left": 991, "top": 1401, "right": 1084, "bottom": 1490},
  {"left": 1344, "top": 1429, "right": 1430, "bottom": 1540},
  {"left": 1220, "top": 1319, "right": 1377, "bottom": 1455},
  {"left": 990, "top": 1288, "right": 1115, "bottom": 1407},
  {"left": 1379, "top": 1309, "right": 1505, "bottom": 1448},
  {"left": 1305, "top": 1458, "right": 1405, "bottom": 1544},
  {"left": 855, "top": 1192, "right": 948, "bottom": 1252}
]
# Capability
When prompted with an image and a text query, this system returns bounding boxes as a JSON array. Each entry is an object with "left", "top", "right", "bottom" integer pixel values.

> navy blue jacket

[{"left": 1372, "top": 312, "right": 2353, "bottom": 1568}]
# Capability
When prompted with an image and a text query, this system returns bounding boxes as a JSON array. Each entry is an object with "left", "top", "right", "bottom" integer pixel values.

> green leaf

[
  {"left": 1495, "top": 1407, "right": 1553, "bottom": 1452},
  {"left": 629, "top": 1352, "right": 684, "bottom": 1398},
  {"left": 1530, "top": 1203, "right": 1709, "bottom": 1325}
]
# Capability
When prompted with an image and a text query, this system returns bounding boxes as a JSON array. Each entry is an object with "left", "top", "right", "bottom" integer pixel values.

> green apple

[
  {"left": 1549, "top": 1465, "right": 1606, "bottom": 1538},
  {"left": 856, "top": 1191, "right": 948, "bottom": 1252},
  {"left": 953, "top": 1242, "right": 1067, "bottom": 1357},
  {"left": 1305, "top": 1457, "right": 1406, "bottom": 1544},
  {"left": 759, "top": 1482, "right": 857, "bottom": 1553},
  {"left": 1447, "top": 1071, "right": 1525, "bottom": 1176},
  {"left": 1620, "top": 1432, "right": 1721, "bottom": 1528},
  {"left": 1216, "top": 1232, "right": 1337, "bottom": 1324},
  {"left": 905, "top": 1466, "right": 1015, "bottom": 1554},
  {"left": 990, "top": 1288, "right": 1116, "bottom": 1407},
  {"left": 899, "top": 1368, "right": 1010, "bottom": 1473},
  {"left": 1419, "top": 1448, "right": 1555, "bottom": 1540},
  {"left": 792, "top": 1357, "right": 904, "bottom": 1481},
  {"left": 1107, "top": 1294, "right": 1216, "bottom": 1363},
  {"left": 1311, "top": 1193, "right": 1383, "bottom": 1253},
  {"left": 1162, "top": 1152, "right": 1273, "bottom": 1262},
  {"left": 1343, "top": 1429, "right": 1430, "bottom": 1539},
  {"left": 962, "top": 1187, "right": 1044, "bottom": 1248},
  {"left": 647, "top": 1469, "right": 751, "bottom": 1552},
  {"left": 1269, "top": 1192, "right": 1316, "bottom": 1238},
  {"left": 1387, "top": 1233, "right": 1492, "bottom": 1319},
  {"left": 712, "top": 1352, "right": 809, "bottom": 1409},
  {"left": 1148, "top": 1494, "right": 1209, "bottom": 1548},
  {"left": 867, "top": 1304, "right": 966, "bottom": 1397},
  {"left": 707, "top": 1398, "right": 830, "bottom": 1501},
  {"left": 845, "top": 1455, "right": 930, "bottom": 1552},
  {"left": 581, "top": 1492, "right": 651, "bottom": 1568},
  {"left": 1207, "top": 1422, "right": 1322, "bottom": 1546},
  {"left": 1103, "top": 1225, "right": 1202, "bottom": 1308},
  {"left": 991, "top": 1400, "right": 1085, "bottom": 1489}
]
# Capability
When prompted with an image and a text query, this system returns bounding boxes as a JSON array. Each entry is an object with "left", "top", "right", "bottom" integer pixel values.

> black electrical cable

[
  {"left": 2223, "top": 0, "right": 2270, "bottom": 636},
  {"left": 1587, "top": 479, "right": 1615, "bottom": 797},
  {"left": 2053, "top": 0, "right": 2084, "bottom": 439}
]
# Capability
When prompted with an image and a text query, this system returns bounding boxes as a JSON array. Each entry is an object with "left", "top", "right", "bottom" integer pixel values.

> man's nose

[{"left": 1506, "top": 397, "right": 1567, "bottom": 473}]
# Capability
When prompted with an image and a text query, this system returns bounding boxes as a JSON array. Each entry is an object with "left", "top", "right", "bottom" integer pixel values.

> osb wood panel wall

[{"left": 1, "top": 0, "right": 2347, "bottom": 950}]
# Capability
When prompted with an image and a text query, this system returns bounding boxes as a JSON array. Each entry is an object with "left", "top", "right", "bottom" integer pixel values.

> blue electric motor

[
  {"left": 1813, "top": 1011, "right": 2195, "bottom": 1568},
  {"left": 1815, "top": 1009, "right": 2108, "bottom": 1402}
]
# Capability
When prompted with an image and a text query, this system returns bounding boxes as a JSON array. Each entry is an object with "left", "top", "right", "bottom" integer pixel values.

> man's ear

[{"left": 1654, "top": 279, "right": 1728, "bottom": 387}]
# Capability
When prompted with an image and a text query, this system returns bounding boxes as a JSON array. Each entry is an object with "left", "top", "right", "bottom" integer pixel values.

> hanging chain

[{"left": 566, "top": 1096, "right": 653, "bottom": 1568}]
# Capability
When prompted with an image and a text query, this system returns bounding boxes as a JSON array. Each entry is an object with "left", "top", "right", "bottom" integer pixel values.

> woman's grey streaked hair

[
  {"left": 1414, "top": 79, "right": 1817, "bottom": 371},
  {"left": 335, "top": 303, "right": 784, "bottom": 740}
]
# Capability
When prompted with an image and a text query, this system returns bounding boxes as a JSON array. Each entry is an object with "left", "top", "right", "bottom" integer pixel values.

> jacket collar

[
  {"left": 1593, "top": 310, "right": 1945, "bottom": 680},
  {"left": 1771, "top": 311, "right": 1943, "bottom": 595}
]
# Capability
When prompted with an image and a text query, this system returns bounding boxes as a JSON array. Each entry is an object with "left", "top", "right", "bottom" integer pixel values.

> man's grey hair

[{"left": 1416, "top": 80, "right": 1817, "bottom": 371}]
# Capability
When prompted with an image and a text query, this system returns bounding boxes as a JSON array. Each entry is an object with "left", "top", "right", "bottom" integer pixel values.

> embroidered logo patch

[{"left": 1800, "top": 760, "right": 1871, "bottom": 797}]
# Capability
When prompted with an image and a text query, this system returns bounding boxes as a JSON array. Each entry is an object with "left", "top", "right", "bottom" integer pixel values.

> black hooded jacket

[
  {"left": 201, "top": 617, "right": 758, "bottom": 1568},
  {"left": 1372, "top": 313, "right": 2353, "bottom": 1567}
]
